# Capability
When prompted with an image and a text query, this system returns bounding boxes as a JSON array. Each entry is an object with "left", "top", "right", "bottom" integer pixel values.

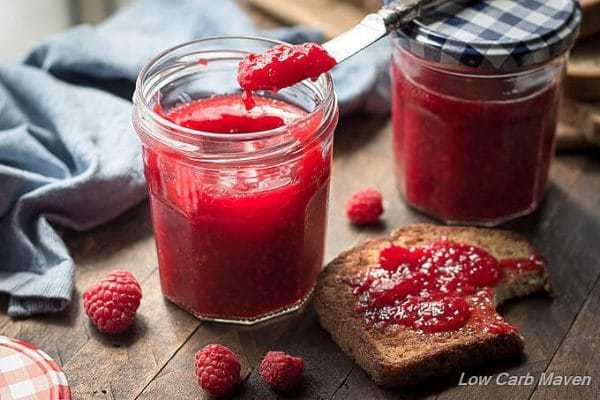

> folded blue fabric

[{"left": 0, "top": 0, "right": 390, "bottom": 317}]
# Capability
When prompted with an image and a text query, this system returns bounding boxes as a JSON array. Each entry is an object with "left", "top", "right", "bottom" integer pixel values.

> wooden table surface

[
  {"left": 2, "top": 116, "right": 599, "bottom": 400},
  {"left": 2, "top": 6, "right": 600, "bottom": 400}
]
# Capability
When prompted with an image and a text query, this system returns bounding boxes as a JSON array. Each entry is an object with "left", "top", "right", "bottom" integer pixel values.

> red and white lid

[{"left": 0, "top": 336, "right": 70, "bottom": 400}]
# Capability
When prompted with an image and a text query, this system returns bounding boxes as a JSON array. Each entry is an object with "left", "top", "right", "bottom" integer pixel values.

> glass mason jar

[
  {"left": 132, "top": 37, "right": 338, "bottom": 324},
  {"left": 389, "top": 0, "right": 581, "bottom": 226}
]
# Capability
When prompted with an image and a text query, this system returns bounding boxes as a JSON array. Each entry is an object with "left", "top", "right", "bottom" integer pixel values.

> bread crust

[{"left": 314, "top": 224, "right": 550, "bottom": 387}]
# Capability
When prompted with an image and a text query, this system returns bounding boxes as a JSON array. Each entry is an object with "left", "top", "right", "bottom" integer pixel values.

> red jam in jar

[
  {"left": 389, "top": 0, "right": 581, "bottom": 226},
  {"left": 133, "top": 38, "right": 338, "bottom": 323},
  {"left": 347, "top": 240, "right": 545, "bottom": 334},
  {"left": 391, "top": 57, "right": 562, "bottom": 225}
]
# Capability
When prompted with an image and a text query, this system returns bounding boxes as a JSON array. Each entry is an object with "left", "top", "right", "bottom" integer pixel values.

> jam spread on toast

[{"left": 347, "top": 240, "right": 545, "bottom": 334}]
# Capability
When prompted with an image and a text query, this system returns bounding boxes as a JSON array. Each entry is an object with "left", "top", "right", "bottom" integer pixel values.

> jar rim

[{"left": 133, "top": 35, "right": 337, "bottom": 144}]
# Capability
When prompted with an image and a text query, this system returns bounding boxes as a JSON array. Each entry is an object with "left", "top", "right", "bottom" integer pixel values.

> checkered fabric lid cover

[
  {"left": 389, "top": 0, "right": 581, "bottom": 72},
  {"left": 0, "top": 336, "right": 70, "bottom": 400}
]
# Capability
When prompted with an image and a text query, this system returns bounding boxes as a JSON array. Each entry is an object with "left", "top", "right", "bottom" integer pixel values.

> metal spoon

[{"left": 322, "top": 0, "right": 450, "bottom": 63}]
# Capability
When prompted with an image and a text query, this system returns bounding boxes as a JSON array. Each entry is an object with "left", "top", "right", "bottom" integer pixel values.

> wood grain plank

[
  {"left": 530, "top": 275, "right": 600, "bottom": 400},
  {"left": 0, "top": 204, "right": 157, "bottom": 369},
  {"left": 2, "top": 121, "right": 597, "bottom": 400},
  {"left": 137, "top": 311, "right": 298, "bottom": 399},
  {"left": 245, "top": 148, "right": 592, "bottom": 400},
  {"left": 248, "top": 0, "right": 364, "bottom": 38},
  {"left": 430, "top": 154, "right": 600, "bottom": 400},
  {"left": 269, "top": 145, "right": 594, "bottom": 400},
  {"left": 558, "top": 96, "right": 600, "bottom": 149},
  {"left": 309, "top": 150, "right": 596, "bottom": 400},
  {"left": 580, "top": 0, "right": 600, "bottom": 38},
  {"left": 0, "top": 204, "right": 204, "bottom": 400},
  {"left": 231, "top": 309, "right": 358, "bottom": 400},
  {"left": 216, "top": 153, "right": 590, "bottom": 400},
  {"left": 63, "top": 267, "right": 200, "bottom": 399},
  {"left": 333, "top": 360, "right": 549, "bottom": 400},
  {"left": 132, "top": 115, "right": 599, "bottom": 399},
  {"left": 326, "top": 116, "right": 418, "bottom": 262}
]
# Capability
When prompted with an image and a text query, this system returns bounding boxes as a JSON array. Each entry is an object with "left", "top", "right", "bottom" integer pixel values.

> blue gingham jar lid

[{"left": 390, "top": 0, "right": 581, "bottom": 72}]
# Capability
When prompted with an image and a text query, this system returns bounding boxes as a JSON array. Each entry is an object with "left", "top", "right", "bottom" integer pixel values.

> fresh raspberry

[
  {"left": 346, "top": 188, "right": 384, "bottom": 225},
  {"left": 260, "top": 351, "right": 304, "bottom": 392},
  {"left": 83, "top": 270, "right": 142, "bottom": 334},
  {"left": 194, "top": 344, "right": 241, "bottom": 397}
]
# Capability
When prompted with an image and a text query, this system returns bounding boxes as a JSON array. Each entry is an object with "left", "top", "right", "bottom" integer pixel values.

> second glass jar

[
  {"left": 391, "top": 45, "right": 565, "bottom": 226},
  {"left": 388, "top": 0, "right": 580, "bottom": 226}
]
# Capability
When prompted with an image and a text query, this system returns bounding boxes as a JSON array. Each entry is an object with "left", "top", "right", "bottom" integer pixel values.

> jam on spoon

[{"left": 237, "top": 43, "right": 336, "bottom": 109}]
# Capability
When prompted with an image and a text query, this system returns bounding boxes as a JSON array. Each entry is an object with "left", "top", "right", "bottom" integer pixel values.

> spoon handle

[
  {"left": 323, "top": 0, "right": 451, "bottom": 63},
  {"left": 379, "top": 0, "right": 449, "bottom": 32}
]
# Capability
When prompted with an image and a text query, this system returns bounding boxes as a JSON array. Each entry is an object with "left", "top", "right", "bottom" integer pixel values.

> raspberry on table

[
  {"left": 83, "top": 270, "right": 142, "bottom": 334},
  {"left": 260, "top": 351, "right": 304, "bottom": 392},
  {"left": 194, "top": 344, "right": 241, "bottom": 397},
  {"left": 346, "top": 187, "right": 384, "bottom": 225}
]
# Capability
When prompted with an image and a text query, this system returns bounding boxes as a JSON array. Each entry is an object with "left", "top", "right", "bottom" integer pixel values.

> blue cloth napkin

[{"left": 0, "top": 0, "right": 390, "bottom": 317}]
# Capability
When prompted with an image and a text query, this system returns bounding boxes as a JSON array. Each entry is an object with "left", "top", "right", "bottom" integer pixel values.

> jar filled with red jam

[
  {"left": 133, "top": 37, "right": 338, "bottom": 324},
  {"left": 389, "top": 0, "right": 581, "bottom": 226}
]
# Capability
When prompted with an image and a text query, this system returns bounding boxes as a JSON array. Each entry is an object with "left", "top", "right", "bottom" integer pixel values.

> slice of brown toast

[{"left": 314, "top": 224, "right": 550, "bottom": 387}]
